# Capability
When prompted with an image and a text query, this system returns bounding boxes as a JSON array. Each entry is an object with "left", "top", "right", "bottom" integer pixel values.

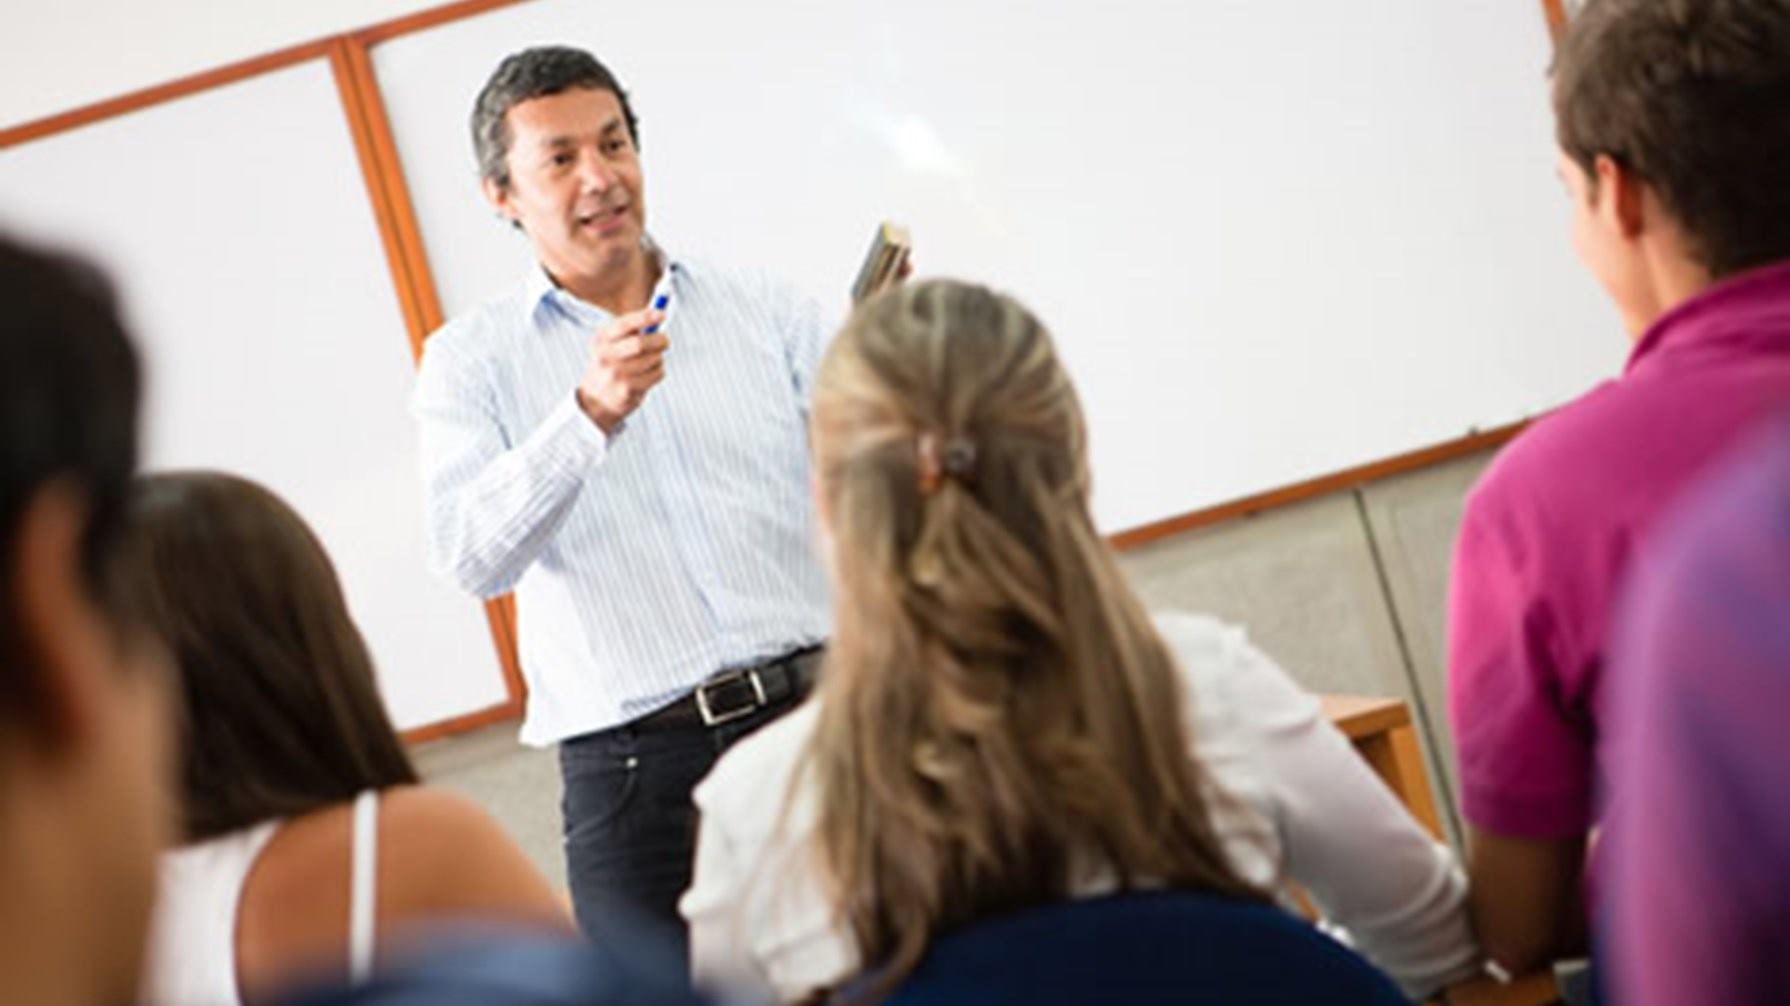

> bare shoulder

[
  {"left": 376, "top": 785, "right": 571, "bottom": 929},
  {"left": 236, "top": 791, "right": 567, "bottom": 1003},
  {"left": 376, "top": 784, "right": 536, "bottom": 875},
  {"left": 378, "top": 785, "right": 502, "bottom": 838}
]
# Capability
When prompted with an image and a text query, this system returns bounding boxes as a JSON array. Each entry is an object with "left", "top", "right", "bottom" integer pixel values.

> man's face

[
  {"left": 486, "top": 87, "right": 647, "bottom": 287},
  {"left": 1558, "top": 149, "right": 1649, "bottom": 335}
]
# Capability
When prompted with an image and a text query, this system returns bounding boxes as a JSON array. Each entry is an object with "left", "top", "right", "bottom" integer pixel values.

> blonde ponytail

[{"left": 804, "top": 280, "right": 1264, "bottom": 1002}]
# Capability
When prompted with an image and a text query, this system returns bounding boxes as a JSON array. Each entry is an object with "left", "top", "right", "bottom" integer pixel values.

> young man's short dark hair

[
  {"left": 1553, "top": 0, "right": 1790, "bottom": 278},
  {"left": 471, "top": 45, "right": 641, "bottom": 191},
  {"left": 0, "top": 233, "right": 142, "bottom": 718}
]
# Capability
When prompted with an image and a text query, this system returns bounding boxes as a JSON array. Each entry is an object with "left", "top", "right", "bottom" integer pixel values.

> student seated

[
  {"left": 1445, "top": 0, "right": 1790, "bottom": 976},
  {"left": 124, "top": 472, "right": 570, "bottom": 1005},
  {"left": 0, "top": 233, "right": 174, "bottom": 1006},
  {"left": 680, "top": 280, "right": 1480, "bottom": 1002}
]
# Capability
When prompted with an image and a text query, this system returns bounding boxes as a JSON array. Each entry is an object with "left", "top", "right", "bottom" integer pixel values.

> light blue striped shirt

[{"left": 413, "top": 249, "right": 832, "bottom": 745}]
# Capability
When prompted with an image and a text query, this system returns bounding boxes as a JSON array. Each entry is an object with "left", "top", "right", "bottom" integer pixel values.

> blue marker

[{"left": 645, "top": 293, "right": 670, "bottom": 334}]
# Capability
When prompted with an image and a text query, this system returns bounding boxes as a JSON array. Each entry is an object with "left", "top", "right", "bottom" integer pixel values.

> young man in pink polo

[{"left": 1446, "top": 0, "right": 1790, "bottom": 978}]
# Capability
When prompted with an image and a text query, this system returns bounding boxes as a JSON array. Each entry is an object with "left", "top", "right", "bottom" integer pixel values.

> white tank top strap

[
  {"left": 349, "top": 788, "right": 379, "bottom": 983},
  {"left": 140, "top": 818, "right": 283, "bottom": 1006}
]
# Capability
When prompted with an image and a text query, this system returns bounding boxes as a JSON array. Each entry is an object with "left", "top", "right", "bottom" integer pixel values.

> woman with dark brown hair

[
  {"left": 125, "top": 472, "right": 567, "bottom": 1006},
  {"left": 681, "top": 280, "right": 1479, "bottom": 1002}
]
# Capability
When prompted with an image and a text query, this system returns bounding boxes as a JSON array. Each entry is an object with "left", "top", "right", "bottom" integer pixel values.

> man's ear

[
  {"left": 481, "top": 176, "right": 518, "bottom": 229},
  {"left": 1592, "top": 153, "right": 1648, "bottom": 241},
  {"left": 8, "top": 482, "right": 102, "bottom": 756}
]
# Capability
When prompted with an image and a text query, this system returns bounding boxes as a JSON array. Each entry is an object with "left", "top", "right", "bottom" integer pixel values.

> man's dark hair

[
  {"left": 0, "top": 233, "right": 142, "bottom": 726},
  {"left": 119, "top": 472, "right": 419, "bottom": 842},
  {"left": 1554, "top": 0, "right": 1790, "bottom": 278},
  {"left": 472, "top": 45, "right": 640, "bottom": 191}
]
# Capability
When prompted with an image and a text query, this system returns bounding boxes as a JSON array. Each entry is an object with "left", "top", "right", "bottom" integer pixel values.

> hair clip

[{"left": 917, "top": 432, "right": 976, "bottom": 496}]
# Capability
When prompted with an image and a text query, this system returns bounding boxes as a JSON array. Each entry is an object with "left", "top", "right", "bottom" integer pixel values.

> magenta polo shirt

[{"left": 1447, "top": 258, "right": 1790, "bottom": 840}]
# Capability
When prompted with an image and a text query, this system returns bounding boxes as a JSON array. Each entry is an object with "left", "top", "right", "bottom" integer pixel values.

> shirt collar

[
  {"left": 523, "top": 236, "right": 685, "bottom": 328},
  {"left": 1626, "top": 257, "right": 1790, "bottom": 375}
]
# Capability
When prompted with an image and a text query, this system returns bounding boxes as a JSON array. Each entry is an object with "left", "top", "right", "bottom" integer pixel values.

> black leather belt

[{"left": 634, "top": 645, "right": 821, "bottom": 732}]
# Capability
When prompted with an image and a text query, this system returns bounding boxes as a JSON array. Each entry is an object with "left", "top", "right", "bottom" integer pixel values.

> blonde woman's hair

[{"left": 806, "top": 279, "right": 1263, "bottom": 1001}]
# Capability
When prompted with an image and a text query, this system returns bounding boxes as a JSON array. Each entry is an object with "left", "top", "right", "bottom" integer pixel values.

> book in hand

[{"left": 850, "top": 221, "right": 912, "bottom": 305}]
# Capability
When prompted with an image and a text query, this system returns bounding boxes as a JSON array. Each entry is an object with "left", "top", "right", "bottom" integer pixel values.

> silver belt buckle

[{"left": 696, "top": 668, "right": 768, "bottom": 726}]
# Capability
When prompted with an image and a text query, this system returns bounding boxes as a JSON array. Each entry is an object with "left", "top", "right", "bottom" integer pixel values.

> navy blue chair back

[{"left": 873, "top": 891, "right": 1410, "bottom": 1005}]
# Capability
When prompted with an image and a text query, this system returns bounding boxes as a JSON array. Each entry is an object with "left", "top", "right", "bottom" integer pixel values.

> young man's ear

[
  {"left": 8, "top": 482, "right": 103, "bottom": 757},
  {"left": 1592, "top": 153, "right": 1648, "bottom": 240}
]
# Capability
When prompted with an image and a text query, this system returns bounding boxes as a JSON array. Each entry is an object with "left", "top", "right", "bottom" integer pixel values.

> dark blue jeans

[{"left": 558, "top": 655, "right": 816, "bottom": 968}]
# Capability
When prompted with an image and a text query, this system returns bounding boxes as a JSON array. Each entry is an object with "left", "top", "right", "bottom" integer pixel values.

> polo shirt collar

[{"left": 1627, "top": 257, "right": 1790, "bottom": 375}]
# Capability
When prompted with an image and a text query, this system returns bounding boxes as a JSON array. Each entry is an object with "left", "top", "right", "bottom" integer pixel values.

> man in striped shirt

[{"left": 412, "top": 46, "right": 832, "bottom": 960}]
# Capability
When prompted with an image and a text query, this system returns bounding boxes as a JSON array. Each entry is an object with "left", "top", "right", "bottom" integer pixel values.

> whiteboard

[
  {"left": 0, "top": 60, "right": 508, "bottom": 730},
  {"left": 372, "top": 0, "right": 1623, "bottom": 533}
]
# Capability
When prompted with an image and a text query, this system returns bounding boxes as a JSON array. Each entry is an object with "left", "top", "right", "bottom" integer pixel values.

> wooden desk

[
  {"left": 1436, "top": 972, "right": 1561, "bottom": 1006},
  {"left": 1322, "top": 695, "right": 1445, "bottom": 840},
  {"left": 1321, "top": 695, "right": 1561, "bottom": 1006}
]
